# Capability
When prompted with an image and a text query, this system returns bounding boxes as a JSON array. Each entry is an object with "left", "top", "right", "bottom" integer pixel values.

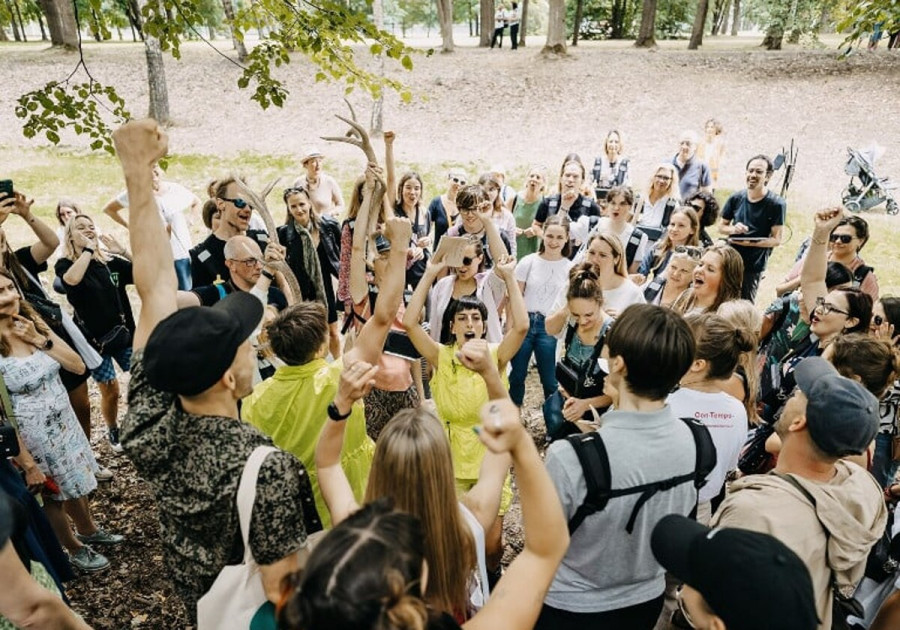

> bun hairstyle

[
  {"left": 831, "top": 333, "right": 900, "bottom": 399},
  {"left": 684, "top": 313, "right": 755, "bottom": 382},
  {"left": 567, "top": 262, "right": 604, "bottom": 305},
  {"left": 540, "top": 215, "right": 572, "bottom": 258},
  {"left": 717, "top": 300, "right": 763, "bottom": 423},
  {"left": 278, "top": 498, "right": 430, "bottom": 630}
]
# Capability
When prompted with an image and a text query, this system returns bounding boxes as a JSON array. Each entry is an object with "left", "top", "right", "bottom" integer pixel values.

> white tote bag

[{"left": 197, "top": 445, "right": 277, "bottom": 629}]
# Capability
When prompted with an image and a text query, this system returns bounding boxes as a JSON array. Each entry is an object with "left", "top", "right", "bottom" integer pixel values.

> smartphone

[{"left": 0, "top": 180, "right": 12, "bottom": 202}]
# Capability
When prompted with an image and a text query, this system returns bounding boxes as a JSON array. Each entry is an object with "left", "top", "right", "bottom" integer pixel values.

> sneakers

[
  {"left": 76, "top": 528, "right": 124, "bottom": 546},
  {"left": 94, "top": 466, "right": 114, "bottom": 482},
  {"left": 107, "top": 427, "right": 124, "bottom": 454},
  {"left": 69, "top": 545, "right": 110, "bottom": 573}
]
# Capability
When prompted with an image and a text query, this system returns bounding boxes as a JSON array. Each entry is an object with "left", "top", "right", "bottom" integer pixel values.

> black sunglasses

[
  {"left": 674, "top": 245, "right": 703, "bottom": 260},
  {"left": 829, "top": 233, "right": 853, "bottom": 244},
  {"left": 688, "top": 202, "right": 704, "bottom": 212},
  {"left": 874, "top": 315, "right": 885, "bottom": 326},
  {"left": 460, "top": 256, "right": 475, "bottom": 266},
  {"left": 220, "top": 196, "right": 252, "bottom": 210},
  {"left": 451, "top": 176, "right": 467, "bottom": 185}
]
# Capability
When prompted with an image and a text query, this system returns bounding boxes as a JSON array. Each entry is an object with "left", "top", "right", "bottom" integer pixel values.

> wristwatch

[
  {"left": 327, "top": 401, "right": 352, "bottom": 421},
  {"left": 40, "top": 337, "right": 53, "bottom": 351},
  {"left": 261, "top": 269, "right": 276, "bottom": 281}
]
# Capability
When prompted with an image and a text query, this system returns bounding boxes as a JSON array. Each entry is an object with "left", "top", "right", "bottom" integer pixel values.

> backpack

[
  {"left": 564, "top": 417, "right": 717, "bottom": 535},
  {"left": 853, "top": 264, "right": 873, "bottom": 289},
  {"left": 624, "top": 226, "right": 647, "bottom": 268}
]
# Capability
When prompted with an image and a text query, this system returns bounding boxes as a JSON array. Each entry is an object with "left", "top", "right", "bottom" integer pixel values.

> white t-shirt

[
  {"left": 601, "top": 280, "right": 646, "bottom": 315},
  {"left": 117, "top": 182, "right": 196, "bottom": 260},
  {"left": 594, "top": 217, "right": 649, "bottom": 268},
  {"left": 515, "top": 254, "right": 572, "bottom": 316},
  {"left": 638, "top": 196, "right": 676, "bottom": 232},
  {"left": 667, "top": 387, "right": 748, "bottom": 502}
]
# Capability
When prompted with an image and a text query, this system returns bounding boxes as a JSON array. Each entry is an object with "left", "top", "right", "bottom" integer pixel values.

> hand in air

[
  {"left": 383, "top": 216, "right": 413, "bottom": 247},
  {"left": 456, "top": 338, "right": 494, "bottom": 375},
  {"left": 335, "top": 359, "right": 379, "bottom": 410},
  {"left": 476, "top": 399, "right": 526, "bottom": 454},
  {"left": 112, "top": 119, "right": 169, "bottom": 172}
]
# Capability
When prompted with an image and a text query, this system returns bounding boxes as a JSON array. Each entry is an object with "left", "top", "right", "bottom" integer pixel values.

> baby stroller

[{"left": 842, "top": 146, "right": 898, "bottom": 215}]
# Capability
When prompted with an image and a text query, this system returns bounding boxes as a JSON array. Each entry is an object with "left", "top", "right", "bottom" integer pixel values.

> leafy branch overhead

[{"left": 16, "top": 0, "right": 423, "bottom": 153}]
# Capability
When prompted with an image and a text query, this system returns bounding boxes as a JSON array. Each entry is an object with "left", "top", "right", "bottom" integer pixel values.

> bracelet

[
  {"left": 327, "top": 401, "right": 352, "bottom": 422},
  {"left": 82, "top": 247, "right": 95, "bottom": 255},
  {"left": 261, "top": 269, "right": 276, "bottom": 281},
  {"left": 811, "top": 237, "right": 827, "bottom": 246}
]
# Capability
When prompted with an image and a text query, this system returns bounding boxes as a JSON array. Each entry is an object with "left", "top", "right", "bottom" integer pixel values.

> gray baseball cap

[{"left": 794, "top": 357, "right": 879, "bottom": 457}]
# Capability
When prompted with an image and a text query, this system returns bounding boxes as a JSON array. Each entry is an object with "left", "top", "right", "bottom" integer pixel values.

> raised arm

[
  {"left": 477, "top": 205, "right": 509, "bottom": 265},
  {"left": 111, "top": 120, "right": 173, "bottom": 351},
  {"left": 464, "top": 399, "right": 568, "bottom": 630},
  {"left": 800, "top": 207, "right": 843, "bottom": 320},
  {"left": 401, "top": 257, "right": 444, "bottom": 367},
  {"left": 494, "top": 255, "right": 528, "bottom": 368},
  {"left": 346, "top": 216, "right": 411, "bottom": 367},
  {"left": 315, "top": 359, "right": 378, "bottom": 526},
  {"left": 102, "top": 197, "right": 129, "bottom": 229},
  {"left": 0, "top": 193, "right": 59, "bottom": 264},
  {"left": 349, "top": 164, "right": 380, "bottom": 305}
]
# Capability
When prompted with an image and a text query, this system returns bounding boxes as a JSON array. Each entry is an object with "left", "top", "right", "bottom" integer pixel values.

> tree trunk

[
  {"left": 762, "top": 22, "right": 783, "bottom": 49},
  {"left": 37, "top": 13, "right": 48, "bottom": 40},
  {"left": 12, "top": 0, "right": 26, "bottom": 41},
  {"left": 688, "top": 0, "right": 709, "bottom": 49},
  {"left": 610, "top": 0, "right": 627, "bottom": 39},
  {"left": 718, "top": 0, "right": 730, "bottom": 35},
  {"left": 479, "top": 0, "right": 492, "bottom": 47},
  {"left": 571, "top": 0, "right": 584, "bottom": 46},
  {"left": 436, "top": 0, "right": 454, "bottom": 52},
  {"left": 39, "top": 0, "right": 80, "bottom": 48},
  {"left": 0, "top": 26, "right": 7, "bottom": 40},
  {"left": 370, "top": 0, "right": 385, "bottom": 136},
  {"left": 518, "top": 0, "right": 528, "bottom": 46},
  {"left": 6, "top": 0, "right": 22, "bottom": 41},
  {"left": 634, "top": 0, "right": 657, "bottom": 48},
  {"left": 221, "top": 0, "right": 248, "bottom": 61},
  {"left": 145, "top": 35, "right": 170, "bottom": 124},
  {"left": 127, "top": 0, "right": 144, "bottom": 39},
  {"left": 542, "top": 0, "right": 566, "bottom": 54},
  {"left": 730, "top": 0, "right": 739, "bottom": 35}
]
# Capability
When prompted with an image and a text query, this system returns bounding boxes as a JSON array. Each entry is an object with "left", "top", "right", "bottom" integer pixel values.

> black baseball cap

[
  {"left": 794, "top": 356, "right": 880, "bottom": 457},
  {"left": 651, "top": 515, "right": 818, "bottom": 630},
  {"left": 144, "top": 292, "right": 263, "bottom": 396}
]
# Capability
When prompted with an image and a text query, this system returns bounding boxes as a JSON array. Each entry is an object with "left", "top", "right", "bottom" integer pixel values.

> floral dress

[{"left": 0, "top": 351, "right": 98, "bottom": 501}]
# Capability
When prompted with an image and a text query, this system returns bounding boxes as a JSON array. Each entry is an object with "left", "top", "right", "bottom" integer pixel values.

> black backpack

[{"left": 564, "top": 417, "right": 717, "bottom": 535}]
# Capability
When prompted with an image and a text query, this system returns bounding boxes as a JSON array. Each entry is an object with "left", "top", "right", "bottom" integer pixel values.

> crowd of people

[{"left": 1, "top": 115, "right": 900, "bottom": 630}]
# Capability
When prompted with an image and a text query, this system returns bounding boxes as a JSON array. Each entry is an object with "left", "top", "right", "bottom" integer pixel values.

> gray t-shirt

[{"left": 544, "top": 405, "right": 699, "bottom": 612}]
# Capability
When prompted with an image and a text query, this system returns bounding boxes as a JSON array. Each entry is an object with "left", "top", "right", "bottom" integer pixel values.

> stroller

[{"left": 842, "top": 146, "right": 898, "bottom": 215}]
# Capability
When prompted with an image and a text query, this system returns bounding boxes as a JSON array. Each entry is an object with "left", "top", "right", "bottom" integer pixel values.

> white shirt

[
  {"left": 515, "top": 254, "right": 572, "bottom": 315},
  {"left": 601, "top": 280, "right": 646, "bottom": 315},
  {"left": 593, "top": 217, "right": 649, "bottom": 267},
  {"left": 667, "top": 387, "right": 748, "bottom": 502},
  {"left": 117, "top": 182, "right": 196, "bottom": 260}
]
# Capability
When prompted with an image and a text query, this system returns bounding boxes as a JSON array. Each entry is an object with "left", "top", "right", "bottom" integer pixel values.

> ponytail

[{"left": 567, "top": 262, "right": 603, "bottom": 304}]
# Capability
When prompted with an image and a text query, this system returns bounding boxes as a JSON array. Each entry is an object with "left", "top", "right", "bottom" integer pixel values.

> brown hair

[
  {"left": 455, "top": 184, "right": 487, "bottom": 212},
  {"left": 586, "top": 232, "right": 628, "bottom": 278},
  {"left": 266, "top": 302, "right": 329, "bottom": 365},
  {"left": 282, "top": 186, "right": 320, "bottom": 234},
  {"left": 567, "top": 262, "right": 603, "bottom": 305},
  {"left": 540, "top": 215, "right": 572, "bottom": 258},
  {"left": 717, "top": 300, "right": 763, "bottom": 424},
  {"left": 0, "top": 270, "right": 51, "bottom": 358},
  {"left": 365, "top": 409, "right": 476, "bottom": 616},
  {"left": 477, "top": 173, "right": 503, "bottom": 216},
  {"left": 831, "top": 333, "right": 900, "bottom": 399},
  {"left": 649, "top": 207, "right": 700, "bottom": 275},
  {"left": 672, "top": 245, "right": 744, "bottom": 314}
]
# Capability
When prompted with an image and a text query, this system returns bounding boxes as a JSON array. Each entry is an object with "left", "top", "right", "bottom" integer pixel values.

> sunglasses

[
  {"left": 688, "top": 203, "right": 704, "bottom": 212},
  {"left": 674, "top": 245, "right": 703, "bottom": 260},
  {"left": 460, "top": 256, "right": 475, "bottom": 267},
  {"left": 829, "top": 233, "right": 854, "bottom": 244},
  {"left": 874, "top": 315, "right": 885, "bottom": 326},
  {"left": 220, "top": 196, "right": 252, "bottom": 210},
  {"left": 815, "top": 296, "right": 850, "bottom": 316},
  {"left": 451, "top": 176, "right": 467, "bottom": 185}
]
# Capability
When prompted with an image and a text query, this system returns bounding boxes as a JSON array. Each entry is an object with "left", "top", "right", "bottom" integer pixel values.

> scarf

[{"left": 292, "top": 221, "right": 326, "bottom": 304}]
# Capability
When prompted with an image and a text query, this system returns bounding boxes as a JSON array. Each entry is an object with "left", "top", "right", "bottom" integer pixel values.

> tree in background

[
  {"left": 436, "top": 0, "right": 454, "bottom": 51},
  {"left": 688, "top": 0, "right": 709, "bottom": 48},
  {"left": 543, "top": 0, "right": 566, "bottom": 52},
  {"left": 634, "top": 0, "right": 658, "bottom": 46},
  {"left": 479, "top": 0, "right": 493, "bottom": 45}
]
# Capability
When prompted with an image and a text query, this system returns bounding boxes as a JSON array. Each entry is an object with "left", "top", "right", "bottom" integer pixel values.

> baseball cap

[
  {"left": 651, "top": 515, "right": 818, "bottom": 630},
  {"left": 794, "top": 356, "right": 880, "bottom": 457},
  {"left": 144, "top": 292, "right": 263, "bottom": 396},
  {"left": 300, "top": 147, "right": 324, "bottom": 164}
]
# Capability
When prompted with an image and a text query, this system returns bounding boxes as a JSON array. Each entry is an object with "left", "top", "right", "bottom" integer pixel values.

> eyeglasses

[
  {"left": 219, "top": 196, "right": 252, "bottom": 210},
  {"left": 874, "top": 315, "right": 885, "bottom": 326},
  {"left": 459, "top": 207, "right": 478, "bottom": 215},
  {"left": 451, "top": 176, "right": 467, "bottom": 185},
  {"left": 815, "top": 296, "right": 850, "bottom": 316},
  {"left": 655, "top": 174, "right": 672, "bottom": 181},
  {"left": 674, "top": 245, "right": 703, "bottom": 260},
  {"left": 231, "top": 257, "right": 263, "bottom": 268},
  {"left": 676, "top": 585, "right": 697, "bottom": 628},
  {"left": 688, "top": 203, "right": 704, "bottom": 212},
  {"left": 829, "top": 233, "right": 854, "bottom": 244}
]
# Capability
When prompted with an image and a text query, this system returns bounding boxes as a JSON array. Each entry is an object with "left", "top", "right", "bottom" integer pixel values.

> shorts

[
  {"left": 91, "top": 347, "right": 132, "bottom": 383},
  {"left": 456, "top": 475, "right": 514, "bottom": 515}
]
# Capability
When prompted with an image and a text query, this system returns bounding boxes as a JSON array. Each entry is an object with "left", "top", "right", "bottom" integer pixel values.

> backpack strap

[
  {"left": 565, "top": 416, "right": 716, "bottom": 536},
  {"left": 625, "top": 228, "right": 644, "bottom": 266},
  {"left": 615, "top": 158, "right": 630, "bottom": 185},
  {"left": 853, "top": 264, "right": 873, "bottom": 287},
  {"left": 564, "top": 322, "right": 576, "bottom": 350},
  {"left": 565, "top": 432, "right": 612, "bottom": 535},
  {"left": 661, "top": 197, "right": 678, "bottom": 229}
]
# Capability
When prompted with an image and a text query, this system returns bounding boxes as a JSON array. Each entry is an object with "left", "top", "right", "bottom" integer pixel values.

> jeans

[
  {"left": 741, "top": 268, "right": 762, "bottom": 303},
  {"left": 509, "top": 23, "right": 519, "bottom": 49},
  {"left": 872, "top": 432, "right": 900, "bottom": 488},
  {"left": 509, "top": 312, "right": 558, "bottom": 406},
  {"left": 535, "top": 595, "right": 665, "bottom": 630},
  {"left": 174, "top": 258, "right": 192, "bottom": 290}
]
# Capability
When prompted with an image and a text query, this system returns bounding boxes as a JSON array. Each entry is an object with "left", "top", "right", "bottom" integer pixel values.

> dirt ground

[{"left": 2, "top": 35, "right": 900, "bottom": 628}]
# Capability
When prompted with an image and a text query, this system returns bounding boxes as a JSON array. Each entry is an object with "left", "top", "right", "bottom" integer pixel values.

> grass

[{"left": 4, "top": 147, "right": 899, "bottom": 307}]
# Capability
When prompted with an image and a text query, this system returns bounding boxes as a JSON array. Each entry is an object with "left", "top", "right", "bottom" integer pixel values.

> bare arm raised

[{"left": 111, "top": 120, "right": 172, "bottom": 351}]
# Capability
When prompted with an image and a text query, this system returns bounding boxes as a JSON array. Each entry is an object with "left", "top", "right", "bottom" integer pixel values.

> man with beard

[
  {"left": 712, "top": 357, "right": 887, "bottom": 629},
  {"left": 719, "top": 154, "right": 786, "bottom": 302},
  {"left": 190, "top": 177, "right": 272, "bottom": 287},
  {"left": 113, "top": 120, "right": 320, "bottom": 623}
]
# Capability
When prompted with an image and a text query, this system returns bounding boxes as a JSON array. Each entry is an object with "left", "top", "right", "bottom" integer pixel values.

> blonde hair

[
  {"left": 586, "top": 232, "right": 628, "bottom": 278},
  {"left": 649, "top": 207, "right": 700, "bottom": 275},
  {"left": 364, "top": 409, "right": 476, "bottom": 617},
  {"left": 646, "top": 163, "right": 679, "bottom": 202},
  {"left": 717, "top": 300, "right": 762, "bottom": 424},
  {"left": 61, "top": 214, "right": 104, "bottom": 262},
  {"left": 0, "top": 271, "right": 51, "bottom": 358}
]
